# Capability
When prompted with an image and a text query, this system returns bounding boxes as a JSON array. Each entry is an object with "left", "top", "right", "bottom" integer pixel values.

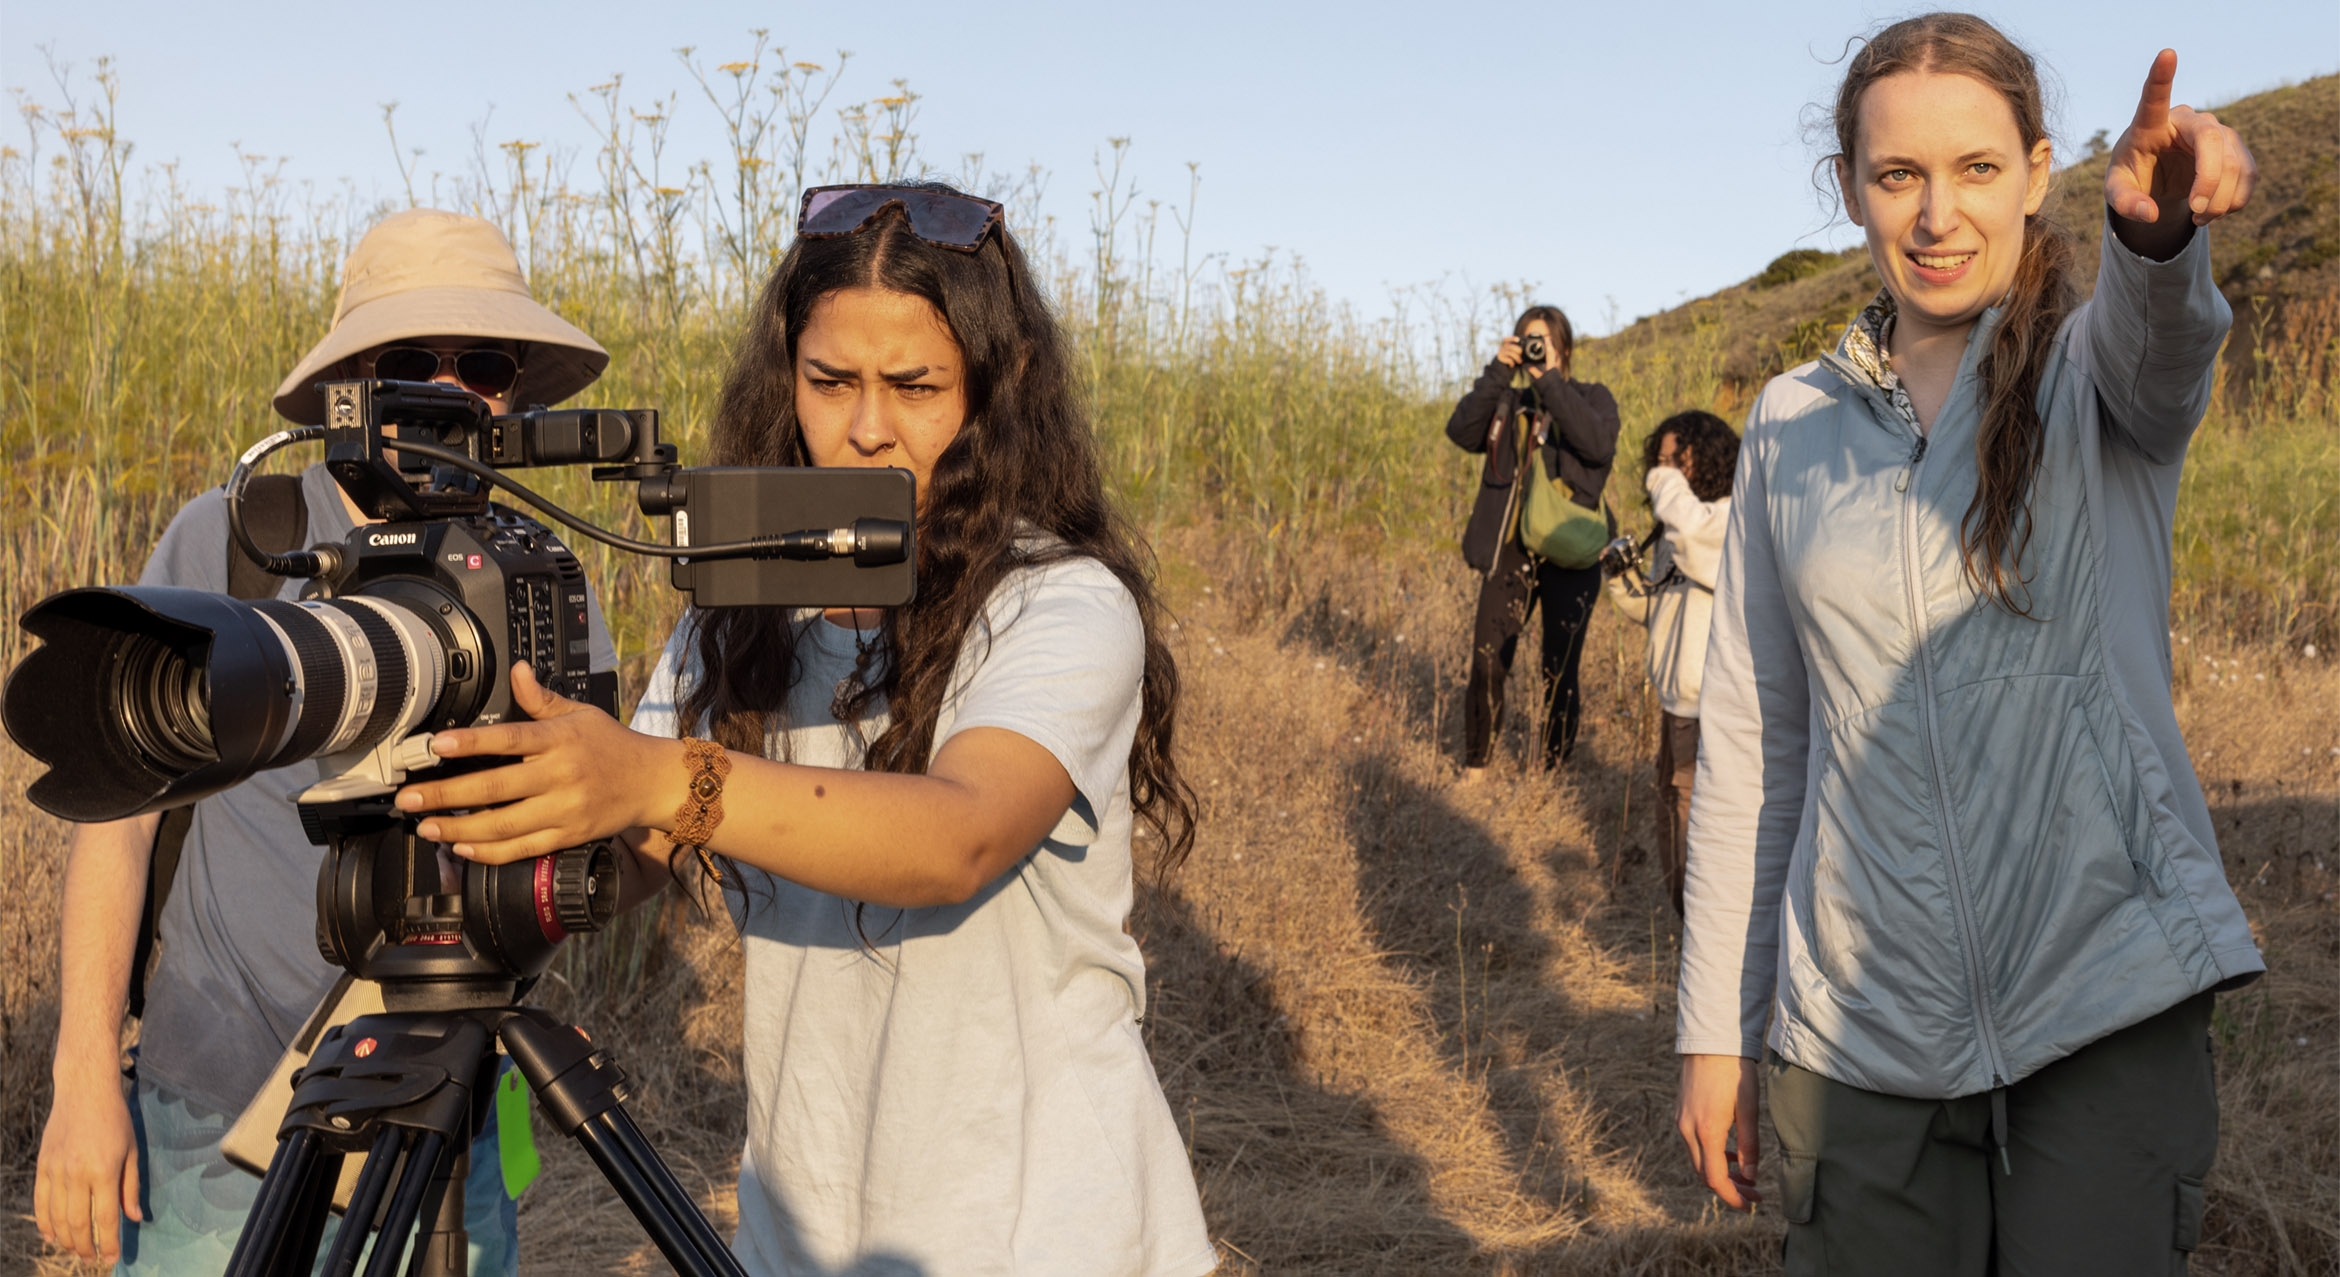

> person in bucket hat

[
  {"left": 36, "top": 209, "right": 618, "bottom": 1275},
  {"left": 274, "top": 206, "right": 609, "bottom": 425}
]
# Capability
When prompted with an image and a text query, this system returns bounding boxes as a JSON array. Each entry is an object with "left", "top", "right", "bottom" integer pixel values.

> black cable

[
  {"left": 225, "top": 425, "right": 333, "bottom": 580},
  {"left": 225, "top": 429, "right": 892, "bottom": 580},
  {"left": 376, "top": 437, "right": 814, "bottom": 563}
]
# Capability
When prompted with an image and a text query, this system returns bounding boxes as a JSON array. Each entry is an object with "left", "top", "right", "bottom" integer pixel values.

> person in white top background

[
  {"left": 1604, "top": 409, "right": 1737, "bottom": 917},
  {"left": 392, "top": 183, "right": 1217, "bottom": 1277}
]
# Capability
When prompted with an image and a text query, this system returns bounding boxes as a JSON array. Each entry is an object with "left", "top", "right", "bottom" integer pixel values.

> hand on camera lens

[
  {"left": 395, "top": 663, "right": 672, "bottom": 864},
  {"left": 1598, "top": 537, "right": 1638, "bottom": 579},
  {"left": 1495, "top": 336, "right": 1524, "bottom": 367}
]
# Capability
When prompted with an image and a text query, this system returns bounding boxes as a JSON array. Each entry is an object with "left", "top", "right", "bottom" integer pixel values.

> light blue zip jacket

[{"left": 1677, "top": 218, "right": 2265, "bottom": 1099}]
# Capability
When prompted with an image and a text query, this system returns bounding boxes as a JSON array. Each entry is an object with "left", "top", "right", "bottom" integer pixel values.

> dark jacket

[{"left": 1445, "top": 361, "right": 1621, "bottom": 570}]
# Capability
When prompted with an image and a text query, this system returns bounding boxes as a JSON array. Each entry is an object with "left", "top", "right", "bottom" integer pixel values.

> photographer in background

[
  {"left": 1602, "top": 410, "right": 1737, "bottom": 915},
  {"left": 34, "top": 209, "right": 618, "bottom": 1274},
  {"left": 1446, "top": 306, "right": 1621, "bottom": 779}
]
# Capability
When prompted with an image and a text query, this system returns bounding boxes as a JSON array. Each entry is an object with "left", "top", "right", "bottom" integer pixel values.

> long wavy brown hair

[
  {"left": 675, "top": 186, "right": 1197, "bottom": 892},
  {"left": 1832, "top": 12, "right": 2077, "bottom": 613}
]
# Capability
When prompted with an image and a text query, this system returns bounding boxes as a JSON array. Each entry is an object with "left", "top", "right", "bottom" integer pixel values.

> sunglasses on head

[
  {"left": 369, "top": 345, "right": 522, "bottom": 398},
  {"left": 798, "top": 185, "right": 1005, "bottom": 251}
]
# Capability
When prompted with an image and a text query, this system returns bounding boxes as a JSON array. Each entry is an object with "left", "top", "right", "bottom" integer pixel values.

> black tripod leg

[
  {"left": 572, "top": 1115, "right": 746, "bottom": 1277},
  {"left": 322, "top": 1127, "right": 409, "bottom": 1277},
  {"left": 501, "top": 1009, "right": 745, "bottom": 1276},
  {"left": 271, "top": 1149, "right": 344, "bottom": 1277},
  {"left": 226, "top": 1128, "right": 323, "bottom": 1277},
  {"left": 403, "top": 1144, "right": 470, "bottom": 1277},
  {"left": 599, "top": 1109, "right": 740, "bottom": 1268},
  {"left": 361, "top": 1131, "right": 446, "bottom": 1277}
]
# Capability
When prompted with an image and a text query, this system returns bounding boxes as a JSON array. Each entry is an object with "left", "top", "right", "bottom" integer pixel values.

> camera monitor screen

[{"left": 669, "top": 467, "right": 917, "bottom": 609}]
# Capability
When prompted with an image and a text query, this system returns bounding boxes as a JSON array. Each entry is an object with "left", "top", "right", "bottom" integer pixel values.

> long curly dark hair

[
  {"left": 675, "top": 188, "right": 1196, "bottom": 892},
  {"left": 1642, "top": 409, "right": 1740, "bottom": 505}
]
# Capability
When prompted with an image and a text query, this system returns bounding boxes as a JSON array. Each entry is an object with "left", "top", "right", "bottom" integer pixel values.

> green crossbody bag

[{"left": 1517, "top": 448, "right": 1609, "bottom": 569}]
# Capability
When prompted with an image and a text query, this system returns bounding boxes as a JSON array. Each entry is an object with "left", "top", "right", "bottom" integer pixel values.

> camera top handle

[
  {"left": 221, "top": 379, "right": 913, "bottom": 589},
  {"left": 373, "top": 436, "right": 911, "bottom": 570}
]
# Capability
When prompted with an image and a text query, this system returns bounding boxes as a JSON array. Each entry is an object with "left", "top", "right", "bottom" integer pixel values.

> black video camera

[{"left": 2, "top": 380, "right": 917, "bottom": 999}]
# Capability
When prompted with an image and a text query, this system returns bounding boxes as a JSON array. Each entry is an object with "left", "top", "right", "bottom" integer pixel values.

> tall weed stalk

[{"left": 0, "top": 47, "right": 2331, "bottom": 1012}]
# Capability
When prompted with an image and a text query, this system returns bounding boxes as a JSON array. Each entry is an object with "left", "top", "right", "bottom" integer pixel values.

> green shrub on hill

[{"left": 1753, "top": 248, "right": 1837, "bottom": 290}]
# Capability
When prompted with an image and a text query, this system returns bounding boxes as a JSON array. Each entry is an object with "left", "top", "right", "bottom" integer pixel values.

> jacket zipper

[
  {"left": 1895, "top": 422, "right": 2011, "bottom": 1088},
  {"left": 1895, "top": 435, "right": 1927, "bottom": 490}
]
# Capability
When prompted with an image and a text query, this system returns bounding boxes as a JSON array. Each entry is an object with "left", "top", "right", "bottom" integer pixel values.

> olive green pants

[{"left": 1767, "top": 993, "right": 2217, "bottom": 1277}]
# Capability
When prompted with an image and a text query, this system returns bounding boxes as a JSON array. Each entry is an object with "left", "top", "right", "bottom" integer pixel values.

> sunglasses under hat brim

[{"left": 272, "top": 286, "right": 609, "bottom": 425}]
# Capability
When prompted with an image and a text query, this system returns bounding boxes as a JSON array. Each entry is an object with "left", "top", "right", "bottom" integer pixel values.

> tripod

[{"left": 224, "top": 801, "right": 747, "bottom": 1277}]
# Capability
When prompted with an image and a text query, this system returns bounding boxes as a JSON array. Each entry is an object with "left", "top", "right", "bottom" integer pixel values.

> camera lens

[
  {"left": 4, "top": 585, "right": 466, "bottom": 822},
  {"left": 115, "top": 634, "right": 214, "bottom": 773}
]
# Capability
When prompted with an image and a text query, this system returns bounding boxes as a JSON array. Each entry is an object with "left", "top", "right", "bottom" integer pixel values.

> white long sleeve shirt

[{"left": 1607, "top": 467, "right": 1729, "bottom": 717}]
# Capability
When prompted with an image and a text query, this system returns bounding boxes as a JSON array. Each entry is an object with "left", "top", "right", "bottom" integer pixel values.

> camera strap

[{"left": 130, "top": 474, "right": 310, "bottom": 1021}]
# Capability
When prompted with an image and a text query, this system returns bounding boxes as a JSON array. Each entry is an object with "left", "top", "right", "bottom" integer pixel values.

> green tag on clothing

[{"left": 496, "top": 1068, "right": 540, "bottom": 1198}]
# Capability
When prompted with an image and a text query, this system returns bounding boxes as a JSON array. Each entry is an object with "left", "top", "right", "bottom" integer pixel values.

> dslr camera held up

[
  {"left": 3, "top": 378, "right": 915, "bottom": 995},
  {"left": 1520, "top": 332, "right": 1548, "bottom": 367},
  {"left": 1597, "top": 534, "right": 1644, "bottom": 580}
]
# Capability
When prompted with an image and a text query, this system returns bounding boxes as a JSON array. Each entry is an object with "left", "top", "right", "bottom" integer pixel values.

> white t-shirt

[{"left": 631, "top": 556, "right": 1216, "bottom": 1277}]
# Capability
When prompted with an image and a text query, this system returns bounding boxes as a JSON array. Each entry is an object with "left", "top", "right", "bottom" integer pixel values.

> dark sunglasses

[
  {"left": 798, "top": 185, "right": 1005, "bottom": 251},
  {"left": 369, "top": 345, "right": 522, "bottom": 398}
]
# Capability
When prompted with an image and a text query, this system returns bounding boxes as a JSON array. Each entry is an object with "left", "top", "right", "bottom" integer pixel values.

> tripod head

[{"left": 303, "top": 795, "right": 620, "bottom": 1011}]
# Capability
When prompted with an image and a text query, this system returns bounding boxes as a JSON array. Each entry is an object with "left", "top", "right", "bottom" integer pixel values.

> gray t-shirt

[
  {"left": 632, "top": 557, "right": 1214, "bottom": 1277},
  {"left": 134, "top": 464, "right": 618, "bottom": 1114}
]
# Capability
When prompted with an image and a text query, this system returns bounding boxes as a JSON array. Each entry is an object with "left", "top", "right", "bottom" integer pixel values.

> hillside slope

[{"left": 1585, "top": 74, "right": 2338, "bottom": 401}]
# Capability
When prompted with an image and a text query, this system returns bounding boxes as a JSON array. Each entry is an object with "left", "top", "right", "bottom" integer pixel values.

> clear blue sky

[{"left": 5, "top": 1, "right": 2333, "bottom": 335}]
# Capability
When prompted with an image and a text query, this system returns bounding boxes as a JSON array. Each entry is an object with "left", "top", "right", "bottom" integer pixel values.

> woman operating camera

[
  {"left": 395, "top": 184, "right": 1216, "bottom": 1277},
  {"left": 1447, "top": 306, "right": 1621, "bottom": 777}
]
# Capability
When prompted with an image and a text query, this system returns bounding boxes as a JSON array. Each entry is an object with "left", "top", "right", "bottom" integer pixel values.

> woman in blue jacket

[{"left": 1674, "top": 15, "right": 2263, "bottom": 1274}]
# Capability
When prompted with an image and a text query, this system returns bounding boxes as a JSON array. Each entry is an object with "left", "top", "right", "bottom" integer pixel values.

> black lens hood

[{"left": 5, "top": 586, "right": 298, "bottom": 822}]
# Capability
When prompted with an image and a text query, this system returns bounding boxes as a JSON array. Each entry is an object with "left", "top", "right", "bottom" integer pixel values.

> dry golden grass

[
  {"left": 10, "top": 528, "right": 2327, "bottom": 1275},
  {"left": 1138, "top": 535, "right": 2337, "bottom": 1275},
  {"left": 1, "top": 50, "right": 2330, "bottom": 1277}
]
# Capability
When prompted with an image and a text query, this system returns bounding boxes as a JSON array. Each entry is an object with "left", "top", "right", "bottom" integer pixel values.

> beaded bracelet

[{"left": 672, "top": 738, "right": 732, "bottom": 882}]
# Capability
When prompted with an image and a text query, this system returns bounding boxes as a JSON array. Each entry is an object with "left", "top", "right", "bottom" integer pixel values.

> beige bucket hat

[{"left": 273, "top": 209, "right": 609, "bottom": 423}]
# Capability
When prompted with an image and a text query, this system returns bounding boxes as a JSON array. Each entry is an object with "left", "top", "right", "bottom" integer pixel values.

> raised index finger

[{"left": 2132, "top": 48, "right": 2178, "bottom": 132}]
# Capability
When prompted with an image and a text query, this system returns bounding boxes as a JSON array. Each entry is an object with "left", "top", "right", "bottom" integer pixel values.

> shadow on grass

[
  {"left": 1137, "top": 887, "right": 1483, "bottom": 1274},
  {"left": 1343, "top": 752, "right": 1660, "bottom": 1220},
  {"left": 1281, "top": 568, "right": 1748, "bottom": 1237}
]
